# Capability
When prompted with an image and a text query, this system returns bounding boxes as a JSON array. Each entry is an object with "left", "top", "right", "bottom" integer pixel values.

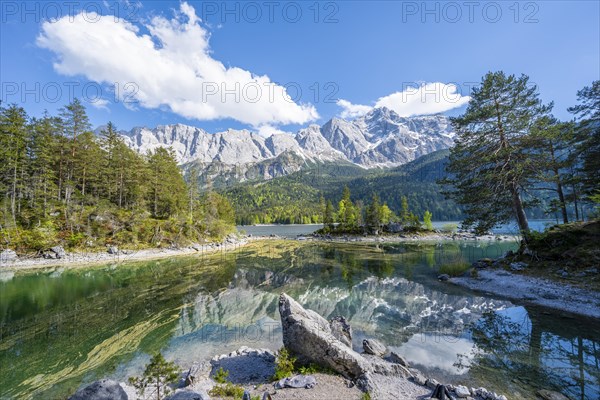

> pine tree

[
  {"left": 443, "top": 71, "right": 552, "bottom": 237},
  {"left": 528, "top": 117, "right": 575, "bottom": 223},
  {"left": 324, "top": 200, "right": 334, "bottom": 229},
  {"left": 0, "top": 104, "right": 29, "bottom": 226},
  {"left": 27, "top": 113, "right": 59, "bottom": 219},
  {"left": 568, "top": 80, "right": 600, "bottom": 200},
  {"left": 423, "top": 210, "right": 433, "bottom": 230},
  {"left": 128, "top": 353, "right": 179, "bottom": 400},
  {"left": 366, "top": 193, "right": 381, "bottom": 232},
  {"left": 147, "top": 147, "right": 187, "bottom": 218},
  {"left": 400, "top": 196, "right": 409, "bottom": 224}
]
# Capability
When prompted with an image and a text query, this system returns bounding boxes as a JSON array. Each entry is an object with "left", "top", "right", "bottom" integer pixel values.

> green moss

[{"left": 439, "top": 260, "right": 470, "bottom": 277}]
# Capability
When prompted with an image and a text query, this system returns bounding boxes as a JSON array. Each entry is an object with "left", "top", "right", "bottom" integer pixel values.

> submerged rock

[
  {"left": 211, "top": 347, "right": 275, "bottom": 384},
  {"left": 437, "top": 274, "right": 450, "bottom": 281},
  {"left": 68, "top": 379, "right": 127, "bottom": 400}
]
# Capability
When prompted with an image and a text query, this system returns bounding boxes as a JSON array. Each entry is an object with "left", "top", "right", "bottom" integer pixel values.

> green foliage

[
  {"left": 0, "top": 101, "right": 236, "bottom": 253},
  {"left": 208, "top": 382, "right": 246, "bottom": 399},
  {"left": 361, "top": 392, "right": 372, "bottom": 400},
  {"left": 439, "top": 260, "right": 471, "bottom": 277},
  {"left": 423, "top": 210, "right": 433, "bottom": 230},
  {"left": 442, "top": 71, "right": 552, "bottom": 235},
  {"left": 128, "top": 353, "right": 179, "bottom": 400},
  {"left": 222, "top": 150, "right": 465, "bottom": 225},
  {"left": 441, "top": 223, "right": 458, "bottom": 233},
  {"left": 273, "top": 347, "right": 296, "bottom": 381},
  {"left": 568, "top": 80, "right": 600, "bottom": 200},
  {"left": 214, "top": 367, "right": 229, "bottom": 384}
]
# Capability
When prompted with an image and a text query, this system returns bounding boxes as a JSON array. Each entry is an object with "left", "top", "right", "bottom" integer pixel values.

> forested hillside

[
  {"left": 0, "top": 100, "right": 235, "bottom": 254},
  {"left": 222, "top": 150, "right": 464, "bottom": 225}
]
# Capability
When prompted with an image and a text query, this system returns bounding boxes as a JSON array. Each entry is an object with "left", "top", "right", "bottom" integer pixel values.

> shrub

[
  {"left": 208, "top": 382, "right": 245, "bottom": 399},
  {"left": 441, "top": 223, "right": 458, "bottom": 233},
  {"left": 213, "top": 367, "right": 229, "bottom": 384},
  {"left": 273, "top": 347, "right": 296, "bottom": 380}
]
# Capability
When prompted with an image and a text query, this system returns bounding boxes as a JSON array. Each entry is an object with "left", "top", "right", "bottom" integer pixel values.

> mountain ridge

[{"left": 112, "top": 107, "right": 456, "bottom": 182}]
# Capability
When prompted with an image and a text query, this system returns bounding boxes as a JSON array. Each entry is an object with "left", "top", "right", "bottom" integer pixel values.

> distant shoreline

[{"left": 0, "top": 237, "right": 255, "bottom": 273}]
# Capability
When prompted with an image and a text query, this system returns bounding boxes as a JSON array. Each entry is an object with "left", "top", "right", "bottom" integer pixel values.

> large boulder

[
  {"left": 279, "top": 293, "right": 371, "bottom": 378},
  {"left": 68, "top": 379, "right": 128, "bottom": 400},
  {"left": 279, "top": 293, "right": 425, "bottom": 400}
]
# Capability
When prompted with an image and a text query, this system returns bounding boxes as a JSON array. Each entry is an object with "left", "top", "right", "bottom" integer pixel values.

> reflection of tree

[{"left": 457, "top": 310, "right": 600, "bottom": 400}]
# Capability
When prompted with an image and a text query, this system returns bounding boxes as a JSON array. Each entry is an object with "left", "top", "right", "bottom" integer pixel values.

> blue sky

[{"left": 1, "top": 0, "right": 598, "bottom": 133}]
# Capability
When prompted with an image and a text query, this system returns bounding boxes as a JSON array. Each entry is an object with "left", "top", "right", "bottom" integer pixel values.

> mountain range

[{"left": 114, "top": 107, "right": 456, "bottom": 184}]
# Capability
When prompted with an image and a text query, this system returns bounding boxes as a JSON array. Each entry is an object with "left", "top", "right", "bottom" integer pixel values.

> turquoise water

[{"left": 1, "top": 240, "right": 598, "bottom": 399}]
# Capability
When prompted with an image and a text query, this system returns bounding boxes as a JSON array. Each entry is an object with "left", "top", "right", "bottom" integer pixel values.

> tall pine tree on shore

[{"left": 442, "top": 71, "right": 552, "bottom": 237}]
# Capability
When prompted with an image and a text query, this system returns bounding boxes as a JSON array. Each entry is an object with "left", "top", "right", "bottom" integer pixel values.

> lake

[
  {"left": 1, "top": 239, "right": 598, "bottom": 399},
  {"left": 237, "top": 219, "right": 559, "bottom": 238}
]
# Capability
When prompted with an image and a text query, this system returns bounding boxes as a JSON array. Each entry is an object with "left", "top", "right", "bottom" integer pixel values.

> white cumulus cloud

[
  {"left": 337, "top": 82, "right": 470, "bottom": 119},
  {"left": 37, "top": 2, "right": 318, "bottom": 128}
]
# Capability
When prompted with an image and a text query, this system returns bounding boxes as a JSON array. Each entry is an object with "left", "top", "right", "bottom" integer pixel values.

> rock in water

[
  {"left": 537, "top": 389, "right": 571, "bottom": 400},
  {"left": 68, "top": 379, "right": 127, "bottom": 400},
  {"left": 279, "top": 293, "right": 370, "bottom": 378},
  {"left": 437, "top": 274, "right": 450, "bottom": 281},
  {"left": 363, "top": 339, "right": 387, "bottom": 357},
  {"left": 330, "top": 316, "right": 353, "bottom": 347},
  {"left": 275, "top": 374, "right": 317, "bottom": 389}
]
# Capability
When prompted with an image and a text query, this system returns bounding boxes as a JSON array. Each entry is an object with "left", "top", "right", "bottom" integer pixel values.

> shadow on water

[{"left": 0, "top": 240, "right": 598, "bottom": 399}]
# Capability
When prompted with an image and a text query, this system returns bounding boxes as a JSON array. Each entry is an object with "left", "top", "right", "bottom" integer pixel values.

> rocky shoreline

[
  {"left": 0, "top": 234, "right": 252, "bottom": 272},
  {"left": 69, "top": 293, "right": 519, "bottom": 400},
  {"left": 450, "top": 262, "right": 600, "bottom": 320}
]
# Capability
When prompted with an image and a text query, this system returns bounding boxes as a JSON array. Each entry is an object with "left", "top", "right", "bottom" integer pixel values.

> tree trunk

[
  {"left": 555, "top": 175, "right": 568, "bottom": 224},
  {"left": 549, "top": 143, "right": 568, "bottom": 224},
  {"left": 511, "top": 183, "right": 530, "bottom": 236}
]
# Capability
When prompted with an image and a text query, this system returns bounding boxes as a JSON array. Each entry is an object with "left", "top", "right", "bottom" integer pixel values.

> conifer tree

[{"left": 443, "top": 71, "right": 551, "bottom": 237}]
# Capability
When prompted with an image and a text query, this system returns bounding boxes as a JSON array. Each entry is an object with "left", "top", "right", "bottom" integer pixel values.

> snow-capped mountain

[{"left": 117, "top": 107, "right": 455, "bottom": 181}]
